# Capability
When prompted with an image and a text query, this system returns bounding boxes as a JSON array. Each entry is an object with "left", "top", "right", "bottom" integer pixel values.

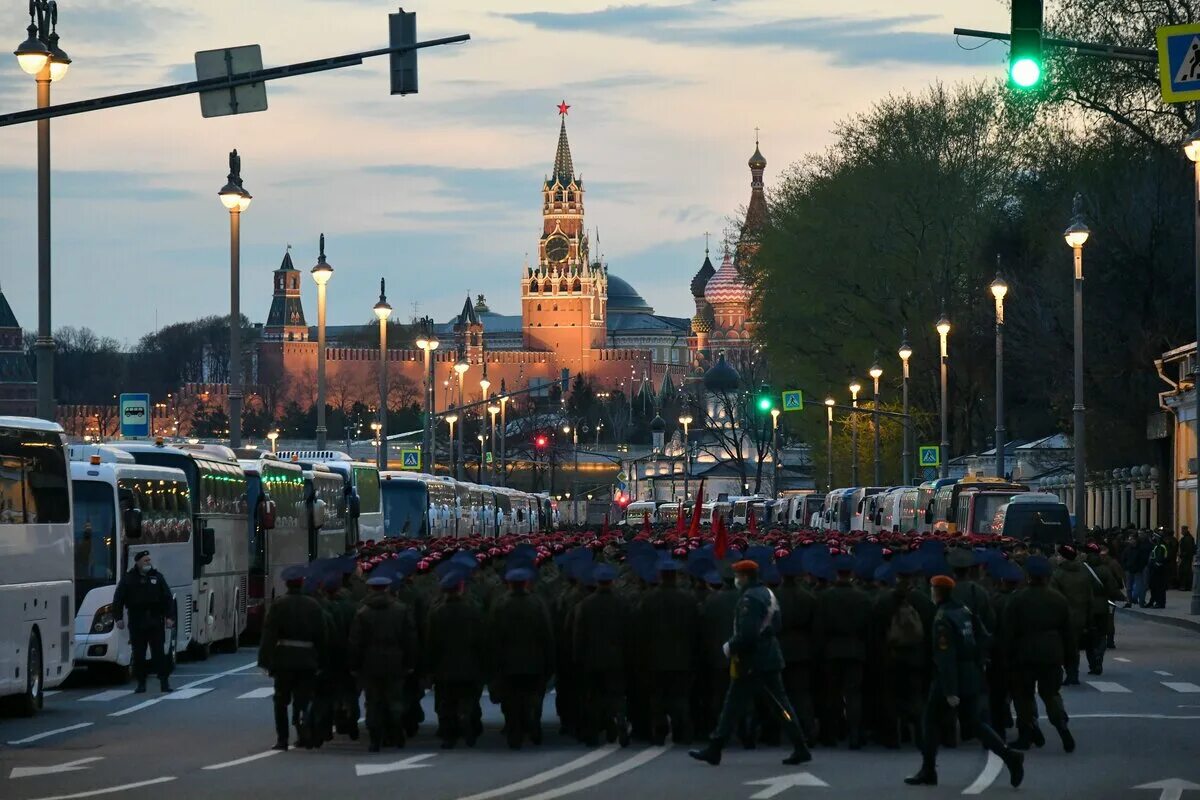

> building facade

[{"left": 0, "top": 286, "right": 36, "bottom": 417}]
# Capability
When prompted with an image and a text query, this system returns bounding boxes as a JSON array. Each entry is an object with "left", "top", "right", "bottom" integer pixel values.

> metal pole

[
  {"left": 1194, "top": 155, "right": 1200, "bottom": 613},
  {"left": 940, "top": 346, "right": 949, "bottom": 480},
  {"left": 490, "top": 413, "right": 498, "bottom": 485},
  {"left": 34, "top": 69, "right": 54, "bottom": 421},
  {"left": 378, "top": 315, "right": 387, "bottom": 470},
  {"left": 228, "top": 207, "right": 242, "bottom": 449},
  {"left": 316, "top": 282, "right": 328, "bottom": 449},
  {"left": 456, "top": 375, "right": 465, "bottom": 481},
  {"left": 851, "top": 397, "right": 859, "bottom": 486},
  {"left": 826, "top": 405, "right": 834, "bottom": 491},
  {"left": 772, "top": 417, "right": 780, "bottom": 500},
  {"left": 1080, "top": 247, "right": 1089, "bottom": 542},
  {"left": 500, "top": 398, "right": 507, "bottom": 487},
  {"left": 872, "top": 379, "right": 881, "bottom": 485},
  {"left": 429, "top": 357, "right": 437, "bottom": 475},
  {"left": 683, "top": 420, "right": 690, "bottom": 500},
  {"left": 901, "top": 360, "right": 911, "bottom": 485},
  {"left": 572, "top": 428, "right": 579, "bottom": 500},
  {"left": 422, "top": 347, "right": 433, "bottom": 471},
  {"left": 996, "top": 297, "right": 1006, "bottom": 480}
]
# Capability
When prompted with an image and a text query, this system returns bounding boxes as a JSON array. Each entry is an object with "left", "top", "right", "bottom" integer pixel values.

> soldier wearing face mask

[{"left": 112, "top": 549, "right": 175, "bottom": 693}]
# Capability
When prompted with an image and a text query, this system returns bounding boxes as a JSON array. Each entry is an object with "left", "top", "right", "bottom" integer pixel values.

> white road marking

[
  {"left": 43, "top": 690, "right": 61, "bottom": 697},
  {"left": 237, "top": 687, "right": 275, "bottom": 699},
  {"left": 745, "top": 772, "right": 829, "bottom": 799},
  {"left": 109, "top": 660, "right": 256, "bottom": 717},
  {"left": 1163, "top": 682, "right": 1200, "bottom": 693},
  {"left": 516, "top": 745, "right": 671, "bottom": 800},
  {"left": 163, "top": 687, "right": 213, "bottom": 700},
  {"left": 202, "top": 750, "right": 282, "bottom": 770},
  {"left": 1114, "top": 657, "right": 1132, "bottom": 663},
  {"left": 24, "top": 776, "right": 176, "bottom": 800},
  {"left": 7, "top": 722, "right": 94, "bottom": 745},
  {"left": 454, "top": 746, "right": 618, "bottom": 800},
  {"left": 1087, "top": 681, "right": 1131, "bottom": 693},
  {"left": 355, "top": 753, "right": 436, "bottom": 777},
  {"left": 962, "top": 752, "right": 1003, "bottom": 795},
  {"left": 1073, "top": 714, "right": 1200, "bottom": 719},
  {"left": 10, "top": 757, "right": 104, "bottom": 779},
  {"left": 1155, "top": 671, "right": 1174, "bottom": 677},
  {"left": 79, "top": 689, "right": 134, "bottom": 702}
]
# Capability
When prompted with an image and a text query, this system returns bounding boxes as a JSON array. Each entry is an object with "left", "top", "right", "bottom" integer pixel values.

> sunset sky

[{"left": 0, "top": 0, "right": 1010, "bottom": 343}]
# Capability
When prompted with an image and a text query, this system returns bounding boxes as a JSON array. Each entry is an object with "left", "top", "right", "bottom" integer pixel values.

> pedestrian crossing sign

[
  {"left": 1157, "top": 24, "right": 1200, "bottom": 102},
  {"left": 918, "top": 445, "right": 940, "bottom": 468},
  {"left": 781, "top": 390, "right": 803, "bottom": 411},
  {"left": 401, "top": 449, "right": 420, "bottom": 470}
]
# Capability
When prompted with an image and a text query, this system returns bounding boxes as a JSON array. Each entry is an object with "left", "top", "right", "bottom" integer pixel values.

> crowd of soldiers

[{"left": 255, "top": 523, "right": 1128, "bottom": 785}]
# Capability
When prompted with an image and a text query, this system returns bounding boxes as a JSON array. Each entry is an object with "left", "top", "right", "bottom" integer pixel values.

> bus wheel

[
  {"left": 189, "top": 639, "right": 210, "bottom": 661},
  {"left": 18, "top": 631, "right": 43, "bottom": 717}
]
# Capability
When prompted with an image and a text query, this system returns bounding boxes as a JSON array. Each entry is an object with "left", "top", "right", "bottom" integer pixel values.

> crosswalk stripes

[
  {"left": 1163, "top": 682, "right": 1200, "bottom": 693},
  {"left": 163, "top": 688, "right": 213, "bottom": 701},
  {"left": 1087, "top": 681, "right": 1132, "bottom": 693},
  {"left": 80, "top": 689, "right": 135, "bottom": 702},
  {"left": 237, "top": 687, "right": 275, "bottom": 699}
]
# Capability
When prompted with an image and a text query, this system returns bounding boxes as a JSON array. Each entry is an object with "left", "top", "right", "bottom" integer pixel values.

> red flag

[
  {"left": 714, "top": 507, "right": 729, "bottom": 559},
  {"left": 687, "top": 479, "right": 707, "bottom": 539},
  {"left": 641, "top": 510, "right": 652, "bottom": 537},
  {"left": 675, "top": 501, "right": 685, "bottom": 534},
  {"left": 748, "top": 507, "right": 758, "bottom": 536},
  {"left": 601, "top": 512, "right": 609, "bottom": 538}
]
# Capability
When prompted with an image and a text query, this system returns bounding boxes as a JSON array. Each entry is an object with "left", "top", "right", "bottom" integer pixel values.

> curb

[{"left": 1119, "top": 606, "right": 1200, "bottom": 634}]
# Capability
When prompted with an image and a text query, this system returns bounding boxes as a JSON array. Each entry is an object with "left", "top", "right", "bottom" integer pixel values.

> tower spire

[{"left": 553, "top": 101, "right": 574, "bottom": 182}]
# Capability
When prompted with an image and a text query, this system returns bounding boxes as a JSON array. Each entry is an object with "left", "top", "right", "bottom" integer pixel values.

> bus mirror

[
  {"left": 312, "top": 498, "right": 327, "bottom": 528},
  {"left": 123, "top": 507, "right": 143, "bottom": 537},
  {"left": 924, "top": 503, "right": 933, "bottom": 525},
  {"left": 201, "top": 527, "right": 216, "bottom": 562},
  {"left": 261, "top": 499, "right": 277, "bottom": 530},
  {"left": 348, "top": 492, "right": 361, "bottom": 518}
]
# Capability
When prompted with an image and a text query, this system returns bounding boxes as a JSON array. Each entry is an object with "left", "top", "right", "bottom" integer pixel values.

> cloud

[
  {"left": 0, "top": 168, "right": 192, "bottom": 202},
  {"left": 498, "top": 4, "right": 987, "bottom": 67}
]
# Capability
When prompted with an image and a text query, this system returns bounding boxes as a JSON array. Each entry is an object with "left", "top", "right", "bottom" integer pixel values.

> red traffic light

[{"left": 535, "top": 435, "right": 548, "bottom": 449}]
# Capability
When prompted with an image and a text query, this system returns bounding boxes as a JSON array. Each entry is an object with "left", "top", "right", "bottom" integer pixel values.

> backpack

[{"left": 887, "top": 593, "right": 925, "bottom": 649}]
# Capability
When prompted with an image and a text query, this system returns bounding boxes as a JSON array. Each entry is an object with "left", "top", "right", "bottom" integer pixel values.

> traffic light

[
  {"left": 1009, "top": 0, "right": 1044, "bottom": 89},
  {"left": 389, "top": 8, "right": 418, "bottom": 95},
  {"left": 756, "top": 385, "right": 774, "bottom": 414},
  {"left": 534, "top": 434, "right": 548, "bottom": 451}
]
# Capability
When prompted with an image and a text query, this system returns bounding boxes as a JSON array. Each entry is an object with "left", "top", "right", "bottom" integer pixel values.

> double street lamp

[
  {"left": 1064, "top": 195, "right": 1091, "bottom": 535},
  {"left": 415, "top": 320, "right": 439, "bottom": 473},
  {"left": 373, "top": 280, "right": 392, "bottom": 470},
  {"left": 218, "top": 150, "right": 251, "bottom": 449},
  {"left": 898, "top": 333, "right": 913, "bottom": 486},
  {"left": 679, "top": 414, "right": 693, "bottom": 500},
  {"left": 14, "top": 0, "right": 70, "bottom": 421},
  {"left": 848, "top": 377, "right": 862, "bottom": 486},
  {"left": 488, "top": 398, "right": 500, "bottom": 484},
  {"left": 453, "top": 351, "right": 469, "bottom": 480},
  {"left": 824, "top": 396, "right": 835, "bottom": 491},
  {"left": 310, "top": 235, "right": 333, "bottom": 449},
  {"left": 1184, "top": 129, "right": 1200, "bottom": 611},
  {"left": 936, "top": 313, "right": 951, "bottom": 479},
  {"left": 771, "top": 407, "right": 781, "bottom": 499},
  {"left": 869, "top": 355, "right": 882, "bottom": 485},
  {"left": 990, "top": 269, "right": 1009, "bottom": 480}
]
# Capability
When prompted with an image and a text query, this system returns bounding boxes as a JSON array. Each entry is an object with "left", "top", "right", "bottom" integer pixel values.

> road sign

[
  {"left": 781, "top": 390, "right": 803, "bottom": 412},
  {"left": 617, "top": 471, "right": 628, "bottom": 482},
  {"left": 918, "top": 445, "right": 941, "bottom": 468},
  {"left": 195, "top": 44, "right": 268, "bottom": 118},
  {"left": 1157, "top": 24, "right": 1200, "bottom": 103},
  {"left": 119, "top": 393, "right": 151, "bottom": 439},
  {"left": 485, "top": 452, "right": 493, "bottom": 465},
  {"left": 400, "top": 449, "right": 421, "bottom": 470},
  {"left": 923, "top": 467, "right": 937, "bottom": 482}
]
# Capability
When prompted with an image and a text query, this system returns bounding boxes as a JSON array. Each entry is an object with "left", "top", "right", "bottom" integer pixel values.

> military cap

[
  {"left": 873, "top": 563, "right": 896, "bottom": 585},
  {"left": 702, "top": 569, "right": 723, "bottom": 587},
  {"left": 999, "top": 561, "right": 1025, "bottom": 583},
  {"left": 282, "top": 564, "right": 307, "bottom": 584},
  {"left": 505, "top": 566, "right": 534, "bottom": 583},
  {"left": 133, "top": 550, "right": 151, "bottom": 562},
  {"left": 1025, "top": 555, "right": 1052, "bottom": 578},
  {"left": 731, "top": 559, "right": 759, "bottom": 574},
  {"left": 1058, "top": 544, "right": 1077, "bottom": 560},
  {"left": 930, "top": 574, "right": 956, "bottom": 589},
  {"left": 946, "top": 548, "right": 975, "bottom": 569},
  {"left": 366, "top": 575, "right": 392, "bottom": 588},
  {"left": 439, "top": 569, "right": 467, "bottom": 590},
  {"left": 593, "top": 564, "right": 618, "bottom": 583},
  {"left": 1084, "top": 542, "right": 1101, "bottom": 554}
]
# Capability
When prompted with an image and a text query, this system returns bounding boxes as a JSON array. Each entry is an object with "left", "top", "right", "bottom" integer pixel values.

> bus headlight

[{"left": 92, "top": 604, "right": 116, "bottom": 634}]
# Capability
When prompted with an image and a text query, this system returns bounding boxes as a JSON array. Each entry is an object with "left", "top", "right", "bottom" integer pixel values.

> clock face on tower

[{"left": 545, "top": 235, "right": 570, "bottom": 263}]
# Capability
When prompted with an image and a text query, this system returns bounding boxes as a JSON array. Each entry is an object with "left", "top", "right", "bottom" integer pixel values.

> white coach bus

[{"left": 0, "top": 417, "right": 74, "bottom": 715}]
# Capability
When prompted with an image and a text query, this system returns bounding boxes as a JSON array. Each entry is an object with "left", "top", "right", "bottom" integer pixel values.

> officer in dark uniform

[
  {"left": 426, "top": 568, "right": 487, "bottom": 749},
  {"left": 1005, "top": 556, "right": 1074, "bottom": 753},
  {"left": 572, "top": 563, "right": 632, "bottom": 746},
  {"left": 112, "top": 550, "right": 175, "bottom": 694},
  {"left": 689, "top": 560, "right": 811, "bottom": 767},
  {"left": 486, "top": 567, "right": 555, "bottom": 749},
  {"left": 350, "top": 574, "right": 418, "bottom": 752},
  {"left": 258, "top": 565, "right": 328, "bottom": 750},
  {"left": 905, "top": 575, "right": 1024, "bottom": 788},
  {"left": 637, "top": 559, "right": 700, "bottom": 745}
]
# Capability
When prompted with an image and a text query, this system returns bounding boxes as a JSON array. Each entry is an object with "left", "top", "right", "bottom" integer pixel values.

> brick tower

[{"left": 263, "top": 247, "right": 308, "bottom": 342}]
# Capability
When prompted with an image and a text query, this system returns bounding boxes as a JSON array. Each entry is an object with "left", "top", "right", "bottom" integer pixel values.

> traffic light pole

[{"left": 952, "top": 28, "right": 1155, "bottom": 64}]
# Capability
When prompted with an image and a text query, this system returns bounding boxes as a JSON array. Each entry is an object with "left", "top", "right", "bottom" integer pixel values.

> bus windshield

[
  {"left": 73, "top": 480, "right": 117, "bottom": 587},
  {"left": 971, "top": 493, "right": 1014, "bottom": 534},
  {"left": 381, "top": 480, "right": 428, "bottom": 537}
]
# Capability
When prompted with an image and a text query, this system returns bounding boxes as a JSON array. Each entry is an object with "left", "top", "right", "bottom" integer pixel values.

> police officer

[
  {"left": 904, "top": 575, "right": 1024, "bottom": 788},
  {"left": 689, "top": 560, "right": 811, "bottom": 767},
  {"left": 112, "top": 550, "right": 174, "bottom": 694},
  {"left": 258, "top": 565, "right": 328, "bottom": 750},
  {"left": 350, "top": 575, "right": 418, "bottom": 752}
]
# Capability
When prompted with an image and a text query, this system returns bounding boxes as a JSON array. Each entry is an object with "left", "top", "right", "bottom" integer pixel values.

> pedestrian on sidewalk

[{"left": 1147, "top": 532, "right": 1169, "bottom": 609}]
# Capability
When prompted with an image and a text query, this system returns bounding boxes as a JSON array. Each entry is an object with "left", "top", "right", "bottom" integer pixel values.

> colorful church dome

[
  {"left": 704, "top": 250, "right": 752, "bottom": 306},
  {"left": 690, "top": 250, "right": 715, "bottom": 298},
  {"left": 691, "top": 304, "right": 714, "bottom": 334},
  {"left": 703, "top": 352, "right": 741, "bottom": 393}
]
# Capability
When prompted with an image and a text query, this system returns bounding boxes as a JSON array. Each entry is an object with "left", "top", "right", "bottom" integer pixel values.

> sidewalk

[{"left": 1120, "top": 589, "right": 1200, "bottom": 634}]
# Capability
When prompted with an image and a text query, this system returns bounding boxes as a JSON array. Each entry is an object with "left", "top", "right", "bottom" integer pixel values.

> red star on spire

[{"left": 557, "top": 100, "right": 570, "bottom": 116}]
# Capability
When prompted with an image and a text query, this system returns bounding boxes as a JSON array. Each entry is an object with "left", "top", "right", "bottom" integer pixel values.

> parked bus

[
  {"left": 916, "top": 478, "right": 958, "bottom": 533},
  {"left": 112, "top": 441, "right": 247, "bottom": 658},
  {"left": 624, "top": 501, "right": 658, "bottom": 527},
  {"left": 304, "top": 462, "right": 350, "bottom": 560},
  {"left": 69, "top": 446, "right": 193, "bottom": 680},
  {"left": 0, "top": 417, "right": 74, "bottom": 715},
  {"left": 278, "top": 451, "right": 384, "bottom": 542},
  {"left": 731, "top": 496, "right": 768, "bottom": 527},
  {"left": 239, "top": 453, "right": 307, "bottom": 635},
  {"left": 878, "top": 486, "right": 920, "bottom": 533},
  {"left": 928, "top": 476, "right": 1028, "bottom": 534},
  {"left": 821, "top": 488, "right": 856, "bottom": 533},
  {"left": 784, "top": 493, "right": 824, "bottom": 528}
]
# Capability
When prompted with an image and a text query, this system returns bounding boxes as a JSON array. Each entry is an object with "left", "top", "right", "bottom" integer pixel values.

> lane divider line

[
  {"left": 454, "top": 745, "right": 618, "bottom": 800},
  {"left": 202, "top": 750, "right": 282, "bottom": 770},
  {"left": 962, "top": 751, "right": 1002, "bottom": 795},
  {"left": 516, "top": 745, "right": 672, "bottom": 800},
  {"left": 7, "top": 722, "right": 94, "bottom": 746},
  {"left": 109, "top": 660, "right": 257, "bottom": 717},
  {"left": 23, "top": 776, "right": 176, "bottom": 800}
]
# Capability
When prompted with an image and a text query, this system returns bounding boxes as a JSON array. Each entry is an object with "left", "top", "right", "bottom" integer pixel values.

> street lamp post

[
  {"left": 218, "top": 150, "right": 252, "bottom": 449},
  {"left": 898, "top": 333, "right": 913, "bottom": 486},
  {"left": 454, "top": 351, "right": 469, "bottom": 481},
  {"left": 990, "top": 269, "right": 1009, "bottom": 480},
  {"left": 936, "top": 313, "right": 952, "bottom": 479},
  {"left": 445, "top": 409, "right": 458, "bottom": 477},
  {"left": 679, "top": 414, "right": 693, "bottom": 500},
  {"left": 476, "top": 434, "right": 485, "bottom": 483},
  {"left": 310, "top": 235, "right": 333, "bottom": 449},
  {"left": 499, "top": 379, "right": 508, "bottom": 486},
  {"left": 488, "top": 398, "right": 500, "bottom": 485},
  {"left": 267, "top": 430, "right": 279, "bottom": 453},
  {"left": 771, "top": 407, "right": 781, "bottom": 499},
  {"left": 1185, "top": 127, "right": 1200, "bottom": 612},
  {"left": 849, "top": 378, "right": 861, "bottom": 486},
  {"left": 824, "top": 397, "right": 835, "bottom": 491},
  {"left": 1064, "top": 195, "right": 1091, "bottom": 538},
  {"left": 373, "top": 280, "right": 392, "bottom": 470},
  {"left": 415, "top": 319, "right": 439, "bottom": 474},
  {"left": 14, "top": 0, "right": 70, "bottom": 422},
  {"left": 869, "top": 355, "right": 883, "bottom": 485}
]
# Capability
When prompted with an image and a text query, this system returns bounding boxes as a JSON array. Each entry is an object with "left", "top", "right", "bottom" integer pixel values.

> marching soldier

[
  {"left": 637, "top": 560, "right": 700, "bottom": 745},
  {"left": 349, "top": 575, "right": 418, "bottom": 752},
  {"left": 426, "top": 569, "right": 487, "bottom": 749},
  {"left": 487, "top": 567, "right": 555, "bottom": 749},
  {"left": 871, "top": 559, "right": 935, "bottom": 749},
  {"left": 259, "top": 565, "right": 328, "bottom": 751},
  {"left": 1083, "top": 543, "right": 1124, "bottom": 675},
  {"left": 572, "top": 563, "right": 632, "bottom": 746},
  {"left": 1050, "top": 545, "right": 1095, "bottom": 685},
  {"left": 813, "top": 558, "right": 872, "bottom": 748}
]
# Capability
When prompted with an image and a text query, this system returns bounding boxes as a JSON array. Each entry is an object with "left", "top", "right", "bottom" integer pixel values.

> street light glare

[
  {"left": 990, "top": 274, "right": 1009, "bottom": 301},
  {"left": 898, "top": 341, "right": 912, "bottom": 361},
  {"left": 869, "top": 363, "right": 882, "bottom": 380},
  {"left": 848, "top": 379, "right": 862, "bottom": 395},
  {"left": 1185, "top": 127, "right": 1200, "bottom": 162},
  {"left": 311, "top": 262, "right": 333, "bottom": 286},
  {"left": 373, "top": 300, "right": 392, "bottom": 322},
  {"left": 936, "top": 316, "right": 951, "bottom": 337},
  {"left": 1064, "top": 223, "right": 1090, "bottom": 249},
  {"left": 824, "top": 397, "right": 835, "bottom": 407},
  {"left": 14, "top": 33, "right": 49, "bottom": 75}
]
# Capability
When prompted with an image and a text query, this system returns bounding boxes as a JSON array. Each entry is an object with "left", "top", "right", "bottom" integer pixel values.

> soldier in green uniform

[
  {"left": 425, "top": 569, "right": 487, "bottom": 749},
  {"left": 258, "top": 565, "right": 329, "bottom": 751},
  {"left": 349, "top": 575, "right": 419, "bottom": 752},
  {"left": 487, "top": 567, "right": 556, "bottom": 749},
  {"left": 904, "top": 575, "right": 1024, "bottom": 788},
  {"left": 871, "top": 556, "right": 936, "bottom": 749},
  {"left": 776, "top": 554, "right": 818, "bottom": 745},
  {"left": 813, "top": 556, "right": 872, "bottom": 748},
  {"left": 1083, "top": 542, "right": 1124, "bottom": 675},
  {"left": 689, "top": 560, "right": 811, "bottom": 767},
  {"left": 698, "top": 567, "right": 740, "bottom": 743},
  {"left": 985, "top": 560, "right": 1023, "bottom": 738},
  {"left": 637, "top": 559, "right": 701, "bottom": 745},
  {"left": 1050, "top": 545, "right": 1095, "bottom": 685},
  {"left": 1005, "top": 556, "right": 1075, "bottom": 753},
  {"left": 572, "top": 563, "right": 632, "bottom": 746}
]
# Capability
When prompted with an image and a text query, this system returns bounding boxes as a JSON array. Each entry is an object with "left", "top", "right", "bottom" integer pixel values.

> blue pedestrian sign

[
  {"left": 918, "top": 445, "right": 941, "bottom": 468},
  {"left": 781, "top": 390, "right": 803, "bottom": 412},
  {"left": 401, "top": 449, "right": 421, "bottom": 470},
  {"left": 1157, "top": 24, "right": 1200, "bottom": 103},
  {"left": 119, "top": 393, "right": 151, "bottom": 439}
]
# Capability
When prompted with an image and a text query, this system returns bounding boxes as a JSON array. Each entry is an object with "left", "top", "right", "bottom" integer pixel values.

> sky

[{"left": 0, "top": 0, "right": 1011, "bottom": 345}]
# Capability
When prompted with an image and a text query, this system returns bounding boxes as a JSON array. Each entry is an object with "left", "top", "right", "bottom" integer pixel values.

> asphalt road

[{"left": 2, "top": 613, "right": 1199, "bottom": 800}]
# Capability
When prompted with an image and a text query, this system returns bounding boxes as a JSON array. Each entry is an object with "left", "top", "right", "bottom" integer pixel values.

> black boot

[
  {"left": 1055, "top": 723, "right": 1075, "bottom": 753},
  {"left": 1003, "top": 750, "right": 1025, "bottom": 788},
  {"left": 903, "top": 766, "right": 937, "bottom": 786},
  {"left": 271, "top": 738, "right": 288, "bottom": 751},
  {"left": 135, "top": 679, "right": 147, "bottom": 694},
  {"left": 782, "top": 745, "right": 812, "bottom": 765},
  {"left": 1030, "top": 724, "right": 1046, "bottom": 748},
  {"left": 687, "top": 741, "right": 722, "bottom": 766},
  {"left": 160, "top": 678, "right": 172, "bottom": 693},
  {"left": 1010, "top": 729, "right": 1032, "bottom": 751}
]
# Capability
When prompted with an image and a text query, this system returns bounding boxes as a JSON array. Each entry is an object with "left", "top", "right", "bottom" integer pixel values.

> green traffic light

[
  {"left": 757, "top": 397, "right": 772, "bottom": 412},
  {"left": 1010, "top": 57, "right": 1041, "bottom": 88}
]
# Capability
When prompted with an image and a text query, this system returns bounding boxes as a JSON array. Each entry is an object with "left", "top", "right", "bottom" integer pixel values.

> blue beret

[
  {"left": 703, "top": 569, "right": 723, "bottom": 587},
  {"left": 439, "top": 569, "right": 467, "bottom": 590},
  {"left": 366, "top": 575, "right": 393, "bottom": 587},
  {"left": 657, "top": 559, "right": 680, "bottom": 573},
  {"left": 505, "top": 567, "right": 533, "bottom": 583},
  {"left": 873, "top": 563, "right": 896, "bottom": 585},
  {"left": 593, "top": 564, "right": 618, "bottom": 582},
  {"left": 1025, "top": 556, "right": 1051, "bottom": 578},
  {"left": 833, "top": 554, "right": 855, "bottom": 573},
  {"left": 282, "top": 565, "right": 307, "bottom": 583},
  {"left": 1000, "top": 561, "right": 1025, "bottom": 583}
]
